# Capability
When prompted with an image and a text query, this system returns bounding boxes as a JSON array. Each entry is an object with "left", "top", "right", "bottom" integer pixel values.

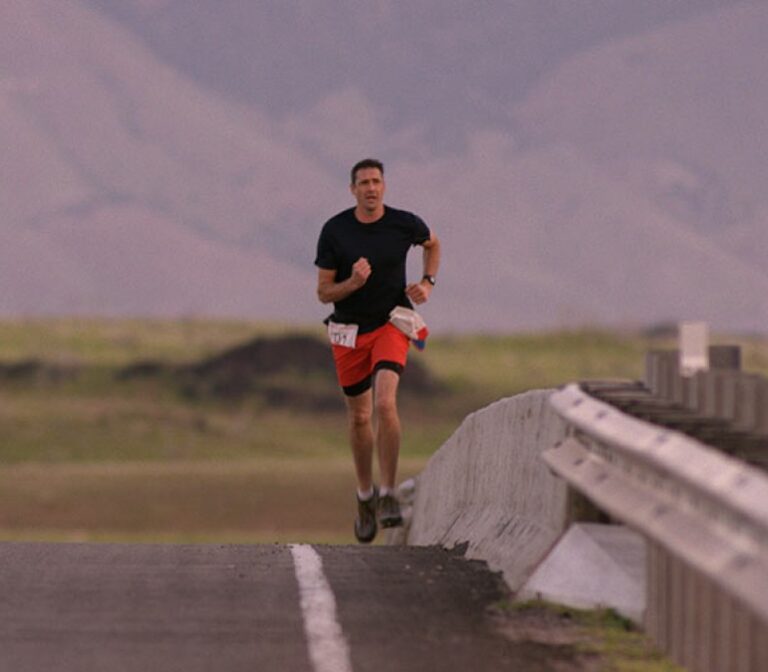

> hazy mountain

[
  {"left": 85, "top": 0, "right": 741, "bottom": 143},
  {"left": 516, "top": 2, "right": 768, "bottom": 268},
  {"left": 2, "top": 0, "right": 766, "bottom": 332},
  {"left": 1, "top": 0, "right": 325, "bottom": 320}
]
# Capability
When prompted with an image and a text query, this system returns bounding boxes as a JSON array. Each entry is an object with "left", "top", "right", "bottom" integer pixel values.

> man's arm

[
  {"left": 316, "top": 257, "right": 372, "bottom": 304},
  {"left": 406, "top": 232, "right": 441, "bottom": 305}
]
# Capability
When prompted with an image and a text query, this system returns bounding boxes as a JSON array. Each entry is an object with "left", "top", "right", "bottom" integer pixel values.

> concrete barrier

[
  {"left": 518, "top": 523, "right": 646, "bottom": 622},
  {"left": 404, "top": 389, "right": 569, "bottom": 590}
]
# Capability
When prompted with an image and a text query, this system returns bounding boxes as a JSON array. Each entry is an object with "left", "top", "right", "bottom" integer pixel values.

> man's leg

[
  {"left": 345, "top": 389, "right": 374, "bottom": 493},
  {"left": 374, "top": 369, "right": 401, "bottom": 492},
  {"left": 373, "top": 368, "right": 404, "bottom": 528},
  {"left": 346, "top": 388, "right": 379, "bottom": 543}
]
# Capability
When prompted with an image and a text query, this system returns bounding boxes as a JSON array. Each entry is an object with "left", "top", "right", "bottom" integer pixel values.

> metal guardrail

[
  {"left": 544, "top": 349, "right": 768, "bottom": 672},
  {"left": 645, "top": 347, "right": 768, "bottom": 440}
]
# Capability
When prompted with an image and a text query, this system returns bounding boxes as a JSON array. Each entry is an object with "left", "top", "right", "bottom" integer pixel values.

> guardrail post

[
  {"left": 645, "top": 351, "right": 659, "bottom": 394},
  {"left": 758, "top": 379, "right": 768, "bottom": 436},
  {"left": 669, "top": 552, "right": 685, "bottom": 665},
  {"left": 714, "top": 594, "right": 732, "bottom": 671},
  {"left": 688, "top": 371, "right": 709, "bottom": 415},
  {"left": 682, "top": 372, "right": 700, "bottom": 411},
  {"left": 709, "top": 345, "right": 741, "bottom": 371},
  {"left": 645, "top": 540, "right": 660, "bottom": 641},
  {"left": 646, "top": 540, "right": 671, "bottom": 651},
  {"left": 645, "top": 350, "right": 678, "bottom": 400},
  {"left": 722, "top": 374, "right": 740, "bottom": 422},
  {"left": 734, "top": 375, "right": 761, "bottom": 432},
  {"left": 733, "top": 598, "right": 752, "bottom": 672},
  {"left": 700, "top": 369, "right": 733, "bottom": 419},
  {"left": 695, "top": 570, "right": 715, "bottom": 672},
  {"left": 682, "top": 565, "right": 698, "bottom": 668},
  {"left": 758, "top": 616, "right": 768, "bottom": 672}
]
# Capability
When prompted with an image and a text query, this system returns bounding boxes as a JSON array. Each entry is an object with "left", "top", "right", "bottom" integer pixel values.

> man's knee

[
  {"left": 374, "top": 392, "right": 399, "bottom": 422},
  {"left": 348, "top": 406, "right": 373, "bottom": 428},
  {"left": 346, "top": 393, "right": 373, "bottom": 428}
]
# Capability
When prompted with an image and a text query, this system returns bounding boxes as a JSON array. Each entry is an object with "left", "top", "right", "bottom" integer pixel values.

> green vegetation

[
  {"left": 506, "top": 600, "right": 685, "bottom": 671},
  {"left": 0, "top": 317, "right": 306, "bottom": 365},
  {"left": 422, "top": 329, "right": 648, "bottom": 400},
  {"left": 0, "top": 317, "right": 765, "bottom": 544}
]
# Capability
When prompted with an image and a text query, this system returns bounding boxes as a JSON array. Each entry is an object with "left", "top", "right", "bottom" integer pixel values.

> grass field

[{"left": 0, "top": 317, "right": 765, "bottom": 544}]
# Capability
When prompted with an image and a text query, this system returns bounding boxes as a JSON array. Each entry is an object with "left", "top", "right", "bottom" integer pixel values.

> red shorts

[{"left": 331, "top": 322, "right": 410, "bottom": 396}]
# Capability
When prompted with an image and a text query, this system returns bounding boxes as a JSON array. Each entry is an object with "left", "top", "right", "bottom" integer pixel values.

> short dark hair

[{"left": 351, "top": 158, "right": 384, "bottom": 185}]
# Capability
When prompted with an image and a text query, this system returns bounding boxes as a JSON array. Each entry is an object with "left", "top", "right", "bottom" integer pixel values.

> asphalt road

[{"left": 0, "top": 542, "right": 554, "bottom": 672}]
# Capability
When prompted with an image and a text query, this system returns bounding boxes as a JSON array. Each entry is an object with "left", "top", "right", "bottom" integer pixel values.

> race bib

[{"left": 327, "top": 321, "right": 359, "bottom": 348}]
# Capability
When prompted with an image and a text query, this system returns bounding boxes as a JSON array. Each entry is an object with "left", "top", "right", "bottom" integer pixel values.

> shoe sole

[
  {"left": 354, "top": 526, "right": 377, "bottom": 543},
  {"left": 354, "top": 516, "right": 377, "bottom": 542}
]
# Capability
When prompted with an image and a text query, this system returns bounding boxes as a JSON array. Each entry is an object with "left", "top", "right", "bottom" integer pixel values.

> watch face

[{"left": 423, "top": 275, "right": 436, "bottom": 286}]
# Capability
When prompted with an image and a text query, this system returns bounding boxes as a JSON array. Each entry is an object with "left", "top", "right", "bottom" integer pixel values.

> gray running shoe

[
  {"left": 354, "top": 488, "right": 378, "bottom": 544},
  {"left": 377, "top": 493, "right": 403, "bottom": 528}
]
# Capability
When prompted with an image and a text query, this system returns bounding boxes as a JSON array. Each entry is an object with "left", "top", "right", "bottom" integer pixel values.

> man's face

[{"left": 351, "top": 168, "right": 385, "bottom": 214}]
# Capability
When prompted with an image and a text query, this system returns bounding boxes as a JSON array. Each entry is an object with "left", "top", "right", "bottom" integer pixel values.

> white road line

[{"left": 290, "top": 544, "right": 354, "bottom": 672}]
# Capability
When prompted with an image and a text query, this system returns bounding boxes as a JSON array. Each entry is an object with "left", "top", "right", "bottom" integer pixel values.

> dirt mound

[
  {"left": 115, "top": 360, "right": 170, "bottom": 380},
  {"left": 190, "top": 334, "right": 333, "bottom": 379},
  {"left": 0, "top": 359, "right": 80, "bottom": 383},
  {"left": 177, "top": 334, "right": 441, "bottom": 406}
]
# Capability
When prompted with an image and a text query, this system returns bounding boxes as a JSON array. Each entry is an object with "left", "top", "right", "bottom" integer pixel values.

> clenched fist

[{"left": 351, "top": 257, "right": 372, "bottom": 288}]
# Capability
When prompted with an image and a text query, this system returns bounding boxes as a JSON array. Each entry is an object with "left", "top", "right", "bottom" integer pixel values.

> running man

[{"left": 315, "top": 158, "right": 441, "bottom": 543}]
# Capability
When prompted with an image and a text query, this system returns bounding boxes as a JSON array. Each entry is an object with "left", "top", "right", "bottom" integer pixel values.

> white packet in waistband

[{"left": 388, "top": 307, "right": 429, "bottom": 350}]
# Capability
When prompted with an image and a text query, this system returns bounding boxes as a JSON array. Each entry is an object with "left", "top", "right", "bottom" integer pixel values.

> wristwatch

[{"left": 422, "top": 274, "right": 436, "bottom": 286}]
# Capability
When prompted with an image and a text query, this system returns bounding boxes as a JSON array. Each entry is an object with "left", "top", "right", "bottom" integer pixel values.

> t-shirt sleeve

[
  {"left": 314, "top": 226, "right": 337, "bottom": 270},
  {"left": 410, "top": 213, "right": 431, "bottom": 246}
]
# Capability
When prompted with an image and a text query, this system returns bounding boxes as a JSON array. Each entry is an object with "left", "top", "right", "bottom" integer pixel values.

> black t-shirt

[{"left": 315, "top": 206, "right": 431, "bottom": 333}]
